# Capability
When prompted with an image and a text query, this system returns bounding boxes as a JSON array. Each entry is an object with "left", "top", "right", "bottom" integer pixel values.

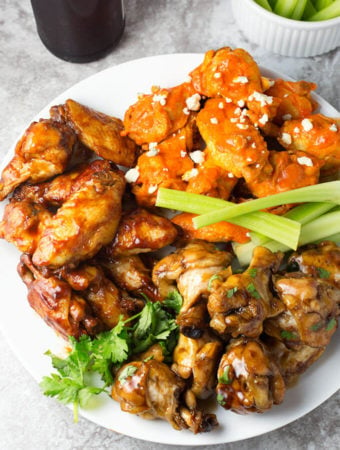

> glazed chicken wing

[
  {"left": 208, "top": 247, "right": 284, "bottom": 339},
  {"left": 122, "top": 82, "right": 198, "bottom": 145},
  {"left": 0, "top": 119, "right": 76, "bottom": 201},
  {"left": 32, "top": 160, "right": 125, "bottom": 268},
  {"left": 190, "top": 47, "right": 262, "bottom": 103},
  {"left": 112, "top": 359, "right": 218, "bottom": 433},
  {"left": 216, "top": 338, "right": 285, "bottom": 414},
  {"left": 106, "top": 208, "right": 178, "bottom": 256},
  {"left": 52, "top": 99, "right": 138, "bottom": 167},
  {"left": 172, "top": 330, "right": 223, "bottom": 400},
  {"left": 18, "top": 254, "right": 102, "bottom": 339}
]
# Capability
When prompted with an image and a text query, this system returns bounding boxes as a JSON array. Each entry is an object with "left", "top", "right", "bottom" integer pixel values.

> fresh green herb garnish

[
  {"left": 310, "top": 321, "right": 324, "bottom": 332},
  {"left": 216, "top": 393, "right": 226, "bottom": 406},
  {"left": 246, "top": 283, "right": 261, "bottom": 299},
  {"left": 317, "top": 267, "right": 331, "bottom": 279},
  {"left": 40, "top": 300, "right": 179, "bottom": 420},
  {"left": 163, "top": 289, "right": 183, "bottom": 314},
  {"left": 248, "top": 268, "right": 257, "bottom": 278},
  {"left": 118, "top": 365, "right": 138, "bottom": 383},
  {"left": 208, "top": 274, "right": 222, "bottom": 291},
  {"left": 226, "top": 287, "right": 238, "bottom": 298},
  {"left": 218, "top": 365, "right": 232, "bottom": 385},
  {"left": 280, "top": 330, "right": 298, "bottom": 340},
  {"left": 326, "top": 318, "right": 337, "bottom": 331}
]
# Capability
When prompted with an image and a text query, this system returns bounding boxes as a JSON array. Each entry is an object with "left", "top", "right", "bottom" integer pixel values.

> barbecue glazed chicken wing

[
  {"left": 122, "top": 82, "right": 198, "bottom": 145},
  {"left": 0, "top": 119, "right": 76, "bottom": 201},
  {"left": 208, "top": 247, "right": 284, "bottom": 339},
  {"left": 216, "top": 338, "right": 285, "bottom": 414},
  {"left": 112, "top": 359, "right": 218, "bottom": 433},
  {"left": 172, "top": 330, "right": 223, "bottom": 400},
  {"left": 51, "top": 99, "right": 138, "bottom": 167}
]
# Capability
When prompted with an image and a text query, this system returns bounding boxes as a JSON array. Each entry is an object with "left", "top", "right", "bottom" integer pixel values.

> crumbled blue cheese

[
  {"left": 225, "top": 97, "right": 233, "bottom": 103},
  {"left": 281, "top": 132, "right": 292, "bottom": 145},
  {"left": 301, "top": 118, "right": 313, "bottom": 132},
  {"left": 297, "top": 156, "right": 313, "bottom": 167},
  {"left": 227, "top": 172, "right": 235, "bottom": 178},
  {"left": 214, "top": 72, "right": 222, "bottom": 79},
  {"left": 186, "top": 93, "right": 201, "bottom": 111},
  {"left": 152, "top": 93, "right": 167, "bottom": 105},
  {"left": 125, "top": 167, "right": 140, "bottom": 183},
  {"left": 182, "top": 168, "right": 199, "bottom": 181},
  {"left": 329, "top": 124, "right": 338, "bottom": 132},
  {"left": 148, "top": 184, "right": 158, "bottom": 194},
  {"left": 282, "top": 114, "right": 292, "bottom": 121},
  {"left": 183, "top": 107, "right": 190, "bottom": 115},
  {"left": 294, "top": 127, "right": 300, "bottom": 133},
  {"left": 237, "top": 100, "right": 245, "bottom": 107},
  {"left": 248, "top": 91, "right": 273, "bottom": 107},
  {"left": 218, "top": 102, "right": 224, "bottom": 109},
  {"left": 236, "top": 123, "right": 248, "bottom": 130},
  {"left": 233, "top": 76, "right": 248, "bottom": 84},
  {"left": 210, "top": 117, "right": 218, "bottom": 124},
  {"left": 146, "top": 142, "right": 159, "bottom": 157},
  {"left": 180, "top": 150, "right": 187, "bottom": 157},
  {"left": 259, "top": 114, "right": 269, "bottom": 125},
  {"left": 190, "top": 150, "right": 205, "bottom": 164}
]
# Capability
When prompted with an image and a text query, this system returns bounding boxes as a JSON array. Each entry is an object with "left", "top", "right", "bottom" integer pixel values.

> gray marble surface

[{"left": 0, "top": 0, "right": 339, "bottom": 449}]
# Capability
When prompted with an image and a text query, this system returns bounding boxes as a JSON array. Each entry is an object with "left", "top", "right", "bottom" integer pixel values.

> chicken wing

[
  {"left": 32, "top": 159, "right": 126, "bottom": 268},
  {"left": 112, "top": 359, "right": 218, "bottom": 433},
  {"left": 52, "top": 99, "right": 138, "bottom": 167},
  {"left": 208, "top": 247, "right": 284, "bottom": 339},
  {"left": 216, "top": 338, "right": 285, "bottom": 414},
  {"left": 0, "top": 119, "right": 76, "bottom": 201}
]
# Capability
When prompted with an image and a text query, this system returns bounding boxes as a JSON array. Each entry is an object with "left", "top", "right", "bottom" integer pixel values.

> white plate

[{"left": 0, "top": 54, "right": 339, "bottom": 446}]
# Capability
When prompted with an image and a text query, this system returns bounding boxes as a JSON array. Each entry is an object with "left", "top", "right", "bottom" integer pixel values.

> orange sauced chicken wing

[
  {"left": 0, "top": 119, "right": 76, "bottom": 201},
  {"left": 196, "top": 98, "right": 271, "bottom": 183},
  {"left": 51, "top": 99, "right": 138, "bottom": 167},
  {"left": 265, "top": 79, "right": 318, "bottom": 125},
  {"left": 123, "top": 82, "right": 199, "bottom": 145},
  {"left": 190, "top": 47, "right": 262, "bottom": 102},
  {"left": 172, "top": 212, "right": 250, "bottom": 244}
]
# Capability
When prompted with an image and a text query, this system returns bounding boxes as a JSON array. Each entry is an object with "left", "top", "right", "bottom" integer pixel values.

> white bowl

[{"left": 231, "top": 0, "right": 340, "bottom": 57}]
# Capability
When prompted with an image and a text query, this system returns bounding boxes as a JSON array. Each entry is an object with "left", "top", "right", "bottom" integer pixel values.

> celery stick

[
  {"left": 307, "top": 0, "right": 340, "bottom": 20},
  {"left": 156, "top": 188, "right": 300, "bottom": 248},
  {"left": 274, "top": 0, "right": 299, "bottom": 17},
  {"left": 250, "top": 202, "right": 335, "bottom": 245},
  {"left": 314, "top": 0, "right": 334, "bottom": 10},
  {"left": 291, "top": 0, "right": 308, "bottom": 19},
  {"left": 193, "top": 181, "right": 340, "bottom": 229},
  {"left": 234, "top": 209, "right": 340, "bottom": 266},
  {"left": 255, "top": 0, "right": 273, "bottom": 11},
  {"left": 302, "top": 0, "right": 318, "bottom": 18}
]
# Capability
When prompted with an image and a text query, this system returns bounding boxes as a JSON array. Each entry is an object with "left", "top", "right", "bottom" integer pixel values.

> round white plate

[{"left": 0, "top": 54, "right": 339, "bottom": 446}]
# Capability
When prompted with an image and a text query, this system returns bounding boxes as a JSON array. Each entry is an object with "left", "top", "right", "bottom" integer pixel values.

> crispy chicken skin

[
  {"left": 32, "top": 160, "right": 126, "bottom": 268},
  {"left": 278, "top": 114, "right": 340, "bottom": 165},
  {"left": 265, "top": 273, "right": 339, "bottom": 348},
  {"left": 112, "top": 359, "right": 218, "bottom": 433},
  {"left": 18, "top": 254, "right": 102, "bottom": 339},
  {"left": 99, "top": 255, "right": 161, "bottom": 302},
  {"left": 52, "top": 99, "right": 138, "bottom": 167},
  {"left": 190, "top": 47, "right": 262, "bottom": 102},
  {"left": 122, "top": 82, "right": 198, "bottom": 145},
  {"left": 172, "top": 330, "right": 223, "bottom": 400},
  {"left": 0, "top": 119, "right": 76, "bottom": 201},
  {"left": 264, "top": 79, "right": 318, "bottom": 125},
  {"left": 208, "top": 247, "right": 284, "bottom": 339},
  {"left": 172, "top": 213, "right": 250, "bottom": 244},
  {"left": 106, "top": 208, "right": 178, "bottom": 256},
  {"left": 216, "top": 338, "right": 285, "bottom": 414},
  {"left": 196, "top": 98, "right": 270, "bottom": 182}
]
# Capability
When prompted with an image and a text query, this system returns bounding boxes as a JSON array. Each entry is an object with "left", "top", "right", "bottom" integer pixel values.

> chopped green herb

[
  {"left": 326, "top": 318, "right": 337, "bottom": 331},
  {"left": 163, "top": 289, "right": 183, "bottom": 314},
  {"left": 216, "top": 393, "right": 226, "bottom": 406},
  {"left": 310, "top": 321, "right": 324, "bottom": 332},
  {"left": 280, "top": 330, "right": 299, "bottom": 340},
  {"left": 218, "top": 365, "right": 232, "bottom": 385},
  {"left": 246, "top": 283, "right": 261, "bottom": 299},
  {"left": 208, "top": 274, "right": 222, "bottom": 291},
  {"left": 317, "top": 267, "right": 331, "bottom": 279},
  {"left": 248, "top": 268, "right": 258, "bottom": 278},
  {"left": 118, "top": 365, "right": 138, "bottom": 383},
  {"left": 226, "top": 287, "right": 238, "bottom": 298}
]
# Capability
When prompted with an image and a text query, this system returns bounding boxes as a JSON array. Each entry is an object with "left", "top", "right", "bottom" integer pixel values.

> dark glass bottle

[{"left": 30, "top": 0, "right": 125, "bottom": 63}]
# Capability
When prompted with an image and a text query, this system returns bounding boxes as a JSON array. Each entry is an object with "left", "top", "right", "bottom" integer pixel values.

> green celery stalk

[
  {"left": 156, "top": 188, "right": 300, "bottom": 248},
  {"left": 307, "top": 0, "right": 340, "bottom": 20},
  {"left": 250, "top": 202, "right": 335, "bottom": 245},
  {"left": 193, "top": 181, "right": 340, "bottom": 229},
  {"left": 234, "top": 209, "right": 340, "bottom": 266},
  {"left": 302, "top": 0, "right": 318, "bottom": 18},
  {"left": 255, "top": 0, "right": 273, "bottom": 11},
  {"left": 291, "top": 0, "right": 308, "bottom": 19},
  {"left": 274, "top": 0, "right": 299, "bottom": 17},
  {"left": 314, "top": 0, "right": 334, "bottom": 10}
]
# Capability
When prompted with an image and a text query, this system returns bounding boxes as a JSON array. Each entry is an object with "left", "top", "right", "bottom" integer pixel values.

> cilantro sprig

[{"left": 40, "top": 300, "right": 179, "bottom": 420}]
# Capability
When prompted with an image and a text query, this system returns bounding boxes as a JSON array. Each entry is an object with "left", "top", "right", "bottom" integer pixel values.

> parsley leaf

[
  {"left": 163, "top": 289, "right": 183, "bottom": 313},
  {"left": 226, "top": 287, "right": 238, "bottom": 298},
  {"left": 326, "top": 318, "right": 337, "bottom": 331},
  {"left": 248, "top": 268, "right": 257, "bottom": 278},
  {"left": 280, "top": 330, "right": 298, "bottom": 340},
  {"left": 246, "top": 282, "right": 261, "bottom": 299}
]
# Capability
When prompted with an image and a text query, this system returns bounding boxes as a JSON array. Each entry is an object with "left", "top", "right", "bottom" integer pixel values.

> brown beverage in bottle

[{"left": 30, "top": 0, "right": 125, "bottom": 63}]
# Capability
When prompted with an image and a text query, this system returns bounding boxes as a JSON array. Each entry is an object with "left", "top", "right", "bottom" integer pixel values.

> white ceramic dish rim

[
  {"left": 0, "top": 53, "right": 339, "bottom": 446},
  {"left": 245, "top": 0, "right": 340, "bottom": 28}
]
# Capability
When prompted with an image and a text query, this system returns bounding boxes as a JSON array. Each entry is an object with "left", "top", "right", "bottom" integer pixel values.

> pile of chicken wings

[{"left": 0, "top": 47, "right": 339, "bottom": 433}]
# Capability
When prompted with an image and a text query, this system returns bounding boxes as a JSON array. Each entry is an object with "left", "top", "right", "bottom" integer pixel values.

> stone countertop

[{"left": 0, "top": 1, "right": 339, "bottom": 449}]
